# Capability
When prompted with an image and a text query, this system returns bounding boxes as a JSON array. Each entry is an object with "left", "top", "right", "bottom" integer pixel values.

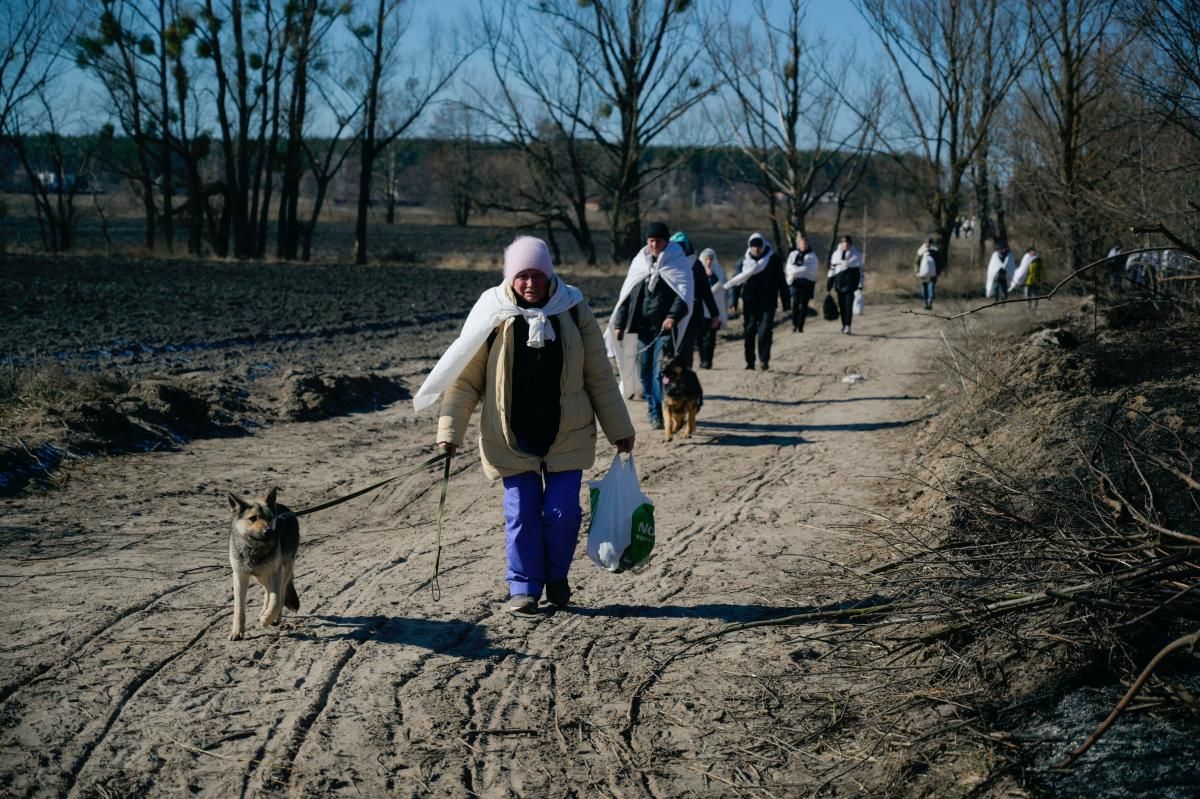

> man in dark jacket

[
  {"left": 727, "top": 233, "right": 789, "bottom": 370},
  {"left": 611, "top": 221, "right": 691, "bottom": 428}
]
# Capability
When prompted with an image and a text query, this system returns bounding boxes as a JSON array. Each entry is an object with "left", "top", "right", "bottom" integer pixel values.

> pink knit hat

[{"left": 503, "top": 236, "right": 555, "bottom": 285}]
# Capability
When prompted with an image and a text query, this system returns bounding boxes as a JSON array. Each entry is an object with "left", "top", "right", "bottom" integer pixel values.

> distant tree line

[{"left": 0, "top": 0, "right": 1196, "bottom": 268}]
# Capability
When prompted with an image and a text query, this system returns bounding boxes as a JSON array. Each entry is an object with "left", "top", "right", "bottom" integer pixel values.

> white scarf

[
  {"left": 603, "top": 241, "right": 694, "bottom": 398},
  {"left": 724, "top": 233, "right": 773, "bottom": 290},
  {"left": 413, "top": 279, "right": 583, "bottom": 412}
]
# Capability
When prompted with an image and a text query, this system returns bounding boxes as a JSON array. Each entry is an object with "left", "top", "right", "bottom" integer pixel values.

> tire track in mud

[
  {"left": 61, "top": 612, "right": 227, "bottom": 798},
  {"left": 0, "top": 576, "right": 219, "bottom": 707},
  {"left": 225, "top": 458, "right": 506, "bottom": 797},
  {"left": 2, "top": 309, "right": 939, "bottom": 798},
  {"left": 257, "top": 610, "right": 496, "bottom": 798},
  {"left": 3, "top": 425, "right": 473, "bottom": 797},
  {"left": 419, "top": 350, "right": 849, "bottom": 797}
]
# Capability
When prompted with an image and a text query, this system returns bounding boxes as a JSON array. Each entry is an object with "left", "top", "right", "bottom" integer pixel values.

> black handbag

[{"left": 823, "top": 293, "right": 840, "bottom": 321}]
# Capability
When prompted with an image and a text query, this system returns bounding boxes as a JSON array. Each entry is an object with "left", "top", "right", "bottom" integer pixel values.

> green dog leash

[
  {"left": 280, "top": 451, "right": 454, "bottom": 601},
  {"left": 432, "top": 450, "right": 453, "bottom": 602}
]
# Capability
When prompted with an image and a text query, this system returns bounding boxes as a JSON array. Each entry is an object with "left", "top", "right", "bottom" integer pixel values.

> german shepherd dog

[
  {"left": 661, "top": 358, "right": 703, "bottom": 442},
  {"left": 227, "top": 487, "right": 300, "bottom": 640}
]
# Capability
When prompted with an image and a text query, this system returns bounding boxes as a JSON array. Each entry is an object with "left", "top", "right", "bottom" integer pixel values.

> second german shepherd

[
  {"left": 661, "top": 360, "right": 703, "bottom": 442},
  {"left": 227, "top": 487, "right": 300, "bottom": 640}
]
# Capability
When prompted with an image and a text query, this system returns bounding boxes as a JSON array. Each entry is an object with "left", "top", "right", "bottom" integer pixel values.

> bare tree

[
  {"left": 427, "top": 103, "right": 482, "bottom": 227},
  {"left": 470, "top": 0, "right": 601, "bottom": 264},
  {"left": 855, "top": 0, "right": 1035, "bottom": 270},
  {"left": 1115, "top": 0, "right": 1200, "bottom": 257},
  {"left": 532, "top": 0, "right": 713, "bottom": 262},
  {"left": 10, "top": 97, "right": 110, "bottom": 252},
  {"left": 299, "top": 77, "right": 363, "bottom": 261},
  {"left": 349, "top": 0, "right": 467, "bottom": 264},
  {"left": 0, "top": 0, "right": 66, "bottom": 136},
  {"left": 75, "top": 0, "right": 164, "bottom": 250},
  {"left": 714, "top": 0, "right": 880, "bottom": 248},
  {"left": 0, "top": 0, "right": 70, "bottom": 253},
  {"left": 275, "top": 0, "right": 348, "bottom": 260},
  {"left": 1012, "top": 0, "right": 1125, "bottom": 271}
]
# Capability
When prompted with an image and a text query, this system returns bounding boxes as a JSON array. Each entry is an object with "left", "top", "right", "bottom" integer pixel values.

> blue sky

[
  {"left": 59, "top": 0, "right": 882, "bottom": 137},
  {"left": 412, "top": 0, "right": 883, "bottom": 142}
]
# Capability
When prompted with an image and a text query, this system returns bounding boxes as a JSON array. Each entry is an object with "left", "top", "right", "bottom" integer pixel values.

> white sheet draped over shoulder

[
  {"left": 603, "top": 242, "right": 694, "bottom": 398},
  {"left": 412, "top": 281, "right": 583, "bottom": 412},
  {"left": 1009, "top": 252, "right": 1033, "bottom": 290},
  {"left": 985, "top": 252, "right": 1013, "bottom": 298}
]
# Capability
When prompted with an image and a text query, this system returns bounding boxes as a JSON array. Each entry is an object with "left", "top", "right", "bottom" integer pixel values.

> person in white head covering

[
  {"left": 606, "top": 221, "right": 694, "bottom": 429},
  {"left": 669, "top": 231, "right": 722, "bottom": 370},
  {"left": 827, "top": 234, "right": 864, "bottom": 334},
  {"left": 425, "top": 236, "right": 635, "bottom": 617},
  {"left": 726, "top": 232, "right": 789, "bottom": 370},
  {"left": 696, "top": 247, "right": 728, "bottom": 368},
  {"left": 785, "top": 231, "right": 819, "bottom": 331}
]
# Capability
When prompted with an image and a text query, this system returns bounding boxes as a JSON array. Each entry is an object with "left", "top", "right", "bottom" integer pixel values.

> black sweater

[{"left": 509, "top": 315, "right": 563, "bottom": 457}]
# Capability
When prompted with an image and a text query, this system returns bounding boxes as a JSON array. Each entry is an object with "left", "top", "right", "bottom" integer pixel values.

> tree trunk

[
  {"left": 156, "top": 0, "right": 174, "bottom": 253},
  {"left": 352, "top": 0, "right": 387, "bottom": 265},
  {"left": 609, "top": 189, "right": 641, "bottom": 263}
]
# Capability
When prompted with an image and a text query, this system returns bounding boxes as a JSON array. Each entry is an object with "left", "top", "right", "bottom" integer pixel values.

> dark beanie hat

[{"left": 645, "top": 221, "right": 670, "bottom": 240}]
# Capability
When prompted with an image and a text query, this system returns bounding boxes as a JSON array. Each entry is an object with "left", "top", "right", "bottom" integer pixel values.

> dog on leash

[
  {"left": 227, "top": 487, "right": 300, "bottom": 640},
  {"left": 661, "top": 359, "right": 703, "bottom": 442}
]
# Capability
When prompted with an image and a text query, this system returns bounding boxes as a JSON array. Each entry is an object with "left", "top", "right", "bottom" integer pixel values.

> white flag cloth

[
  {"left": 412, "top": 280, "right": 583, "bottom": 412},
  {"left": 603, "top": 242, "right": 694, "bottom": 398}
]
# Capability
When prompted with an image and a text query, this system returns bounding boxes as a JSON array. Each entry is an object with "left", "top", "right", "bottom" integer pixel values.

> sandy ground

[{"left": 0, "top": 304, "right": 941, "bottom": 797}]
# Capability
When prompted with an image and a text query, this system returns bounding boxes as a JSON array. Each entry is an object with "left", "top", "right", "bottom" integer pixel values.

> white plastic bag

[
  {"left": 586, "top": 454, "right": 655, "bottom": 572},
  {"left": 853, "top": 289, "right": 865, "bottom": 316}
]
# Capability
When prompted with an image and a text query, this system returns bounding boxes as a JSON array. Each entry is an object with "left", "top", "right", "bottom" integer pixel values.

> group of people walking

[
  {"left": 912, "top": 237, "right": 1042, "bottom": 313},
  {"left": 985, "top": 241, "right": 1044, "bottom": 309},
  {"left": 413, "top": 223, "right": 871, "bottom": 617}
]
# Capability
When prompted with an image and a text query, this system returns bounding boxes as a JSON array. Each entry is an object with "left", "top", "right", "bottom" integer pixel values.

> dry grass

[{"left": 0, "top": 362, "right": 129, "bottom": 431}]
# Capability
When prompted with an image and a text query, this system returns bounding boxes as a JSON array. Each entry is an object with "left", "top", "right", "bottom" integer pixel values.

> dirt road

[{"left": 0, "top": 307, "right": 940, "bottom": 797}]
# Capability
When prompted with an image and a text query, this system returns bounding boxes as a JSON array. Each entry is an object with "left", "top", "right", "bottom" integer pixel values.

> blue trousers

[
  {"left": 501, "top": 469, "right": 583, "bottom": 597},
  {"left": 634, "top": 333, "right": 670, "bottom": 423}
]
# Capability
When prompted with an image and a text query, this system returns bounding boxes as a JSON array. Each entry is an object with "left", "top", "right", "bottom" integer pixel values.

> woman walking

[
  {"left": 725, "top": 233, "right": 789, "bottom": 370},
  {"left": 916, "top": 237, "right": 938, "bottom": 310},
  {"left": 696, "top": 248, "right": 727, "bottom": 368},
  {"left": 784, "top": 232, "right": 818, "bottom": 331},
  {"left": 827, "top": 235, "right": 863, "bottom": 334},
  {"left": 415, "top": 236, "right": 636, "bottom": 616},
  {"left": 670, "top": 231, "right": 722, "bottom": 370}
]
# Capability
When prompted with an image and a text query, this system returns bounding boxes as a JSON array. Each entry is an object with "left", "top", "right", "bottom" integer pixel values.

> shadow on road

[
  {"left": 567, "top": 594, "right": 894, "bottom": 623},
  {"left": 699, "top": 416, "right": 931, "bottom": 434},
  {"left": 304, "top": 614, "right": 523, "bottom": 659},
  {"left": 706, "top": 394, "right": 925, "bottom": 407}
]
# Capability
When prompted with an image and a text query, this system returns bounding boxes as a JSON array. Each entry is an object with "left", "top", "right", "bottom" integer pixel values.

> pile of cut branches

[{"left": 630, "top": 305, "right": 1200, "bottom": 794}]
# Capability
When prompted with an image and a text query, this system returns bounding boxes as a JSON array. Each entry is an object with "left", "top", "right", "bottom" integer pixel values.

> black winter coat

[
  {"left": 737, "top": 252, "right": 790, "bottom": 313},
  {"left": 612, "top": 277, "right": 688, "bottom": 339}
]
